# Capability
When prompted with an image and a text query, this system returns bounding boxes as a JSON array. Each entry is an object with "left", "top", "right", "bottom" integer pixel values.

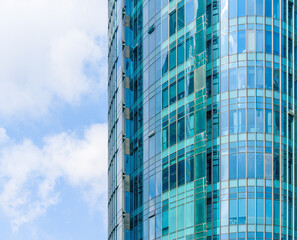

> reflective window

[
  {"left": 186, "top": 0, "right": 194, "bottom": 24},
  {"left": 169, "top": 11, "right": 176, "bottom": 36},
  {"left": 177, "top": 5, "right": 185, "bottom": 30},
  {"left": 238, "top": 30, "right": 246, "bottom": 53},
  {"left": 229, "top": 31, "right": 237, "bottom": 55}
]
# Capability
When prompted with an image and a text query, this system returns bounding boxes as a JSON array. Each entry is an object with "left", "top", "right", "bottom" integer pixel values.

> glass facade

[{"left": 108, "top": 0, "right": 297, "bottom": 239}]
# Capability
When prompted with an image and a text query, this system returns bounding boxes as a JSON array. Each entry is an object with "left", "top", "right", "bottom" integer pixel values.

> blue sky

[{"left": 0, "top": 0, "right": 108, "bottom": 239}]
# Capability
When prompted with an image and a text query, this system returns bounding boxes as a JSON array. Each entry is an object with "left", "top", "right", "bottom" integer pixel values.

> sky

[{"left": 0, "top": 0, "right": 108, "bottom": 239}]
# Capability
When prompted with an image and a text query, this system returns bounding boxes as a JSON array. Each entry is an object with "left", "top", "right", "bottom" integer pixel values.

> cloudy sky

[{"left": 0, "top": 0, "right": 108, "bottom": 239}]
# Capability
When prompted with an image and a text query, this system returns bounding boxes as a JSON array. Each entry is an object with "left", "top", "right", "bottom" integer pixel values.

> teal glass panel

[
  {"left": 177, "top": 204, "right": 185, "bottom": 230},
  {"left": 177, "top": 5, "right": 185, "bottom": 30}
]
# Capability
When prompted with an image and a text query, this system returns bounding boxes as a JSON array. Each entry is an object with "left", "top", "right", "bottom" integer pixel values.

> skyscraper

[{"left": 108, "top": 0, "right": 296, "bottom": 239}]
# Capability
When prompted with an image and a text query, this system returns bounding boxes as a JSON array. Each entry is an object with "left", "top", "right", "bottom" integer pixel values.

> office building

[{"left": 108, "top": 0, "right": 296, "bottom": 239}]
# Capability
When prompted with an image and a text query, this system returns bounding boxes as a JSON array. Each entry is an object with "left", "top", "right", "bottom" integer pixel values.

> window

[
  {"left": 238, "top": 0, "right": 245, "bottom": 16},
  {"left": 256, "top": 30, "right": 263, "bottom": 52},
  {"left": 281, "top": 34, "right": 286, "bottom": 58},
  {"left": 178, "top": 160, "right": 185, "bottom": 186},
  {"left": 281, "top": 70, "right": 287, "bottom": 94},
  {"left": 238, "top": 109, "right": 246, "bottom": 133},
  {"left": 238, "top": 153, "right": 246, "bottom": 179},
  {"left": 273, "top": 32, "right": 280, "bottom": 55},
  {"left": 273, "top": 69, "right": 280, "bottom": 91},
  {"left": 162, "top": 87, "right": 168, "bottom": 109},
  {"left": 170, "top": 122, "right": 176, "bottom": 146},
  {"left": 256, "top": 199, "right": 264, "bottom": 224},
  {"left": 221, "top": 34, "right": 228, "bottom": 57},
  {"left": 247, "top": 153, "right": 255, "bottom": 178},
  {"left": 162, "top": 168, "right": 169, "bottom": 192},
  {"left": 169, "top": 11, "right": 176, "bottom": 36},
  {"left": 256, "top": 109, "right": 264, "bottom": 132},
  {"left": 221, "top": 111, "right": 228, "bottom": 136},
  {"left": 186, "top": 36, "right": 194, "bottom": 60},
  {"left": 220, "top": 0, "right": 228, "bottom": 21},
  {"left": 247, "top": 30, "right": 255, "bottom": 52},
  {"left": 265, "top": 0, "right": 272, "bottom": 17},
  {"left": 247, "top": 198, "right": 255, "bottom": 223},
  {"left": 265, "top": 109, "right": 272, "bottom": 133},
  {"left": 256, "top": 67, "right": 263, "bottom": 88},
  {"left": 247, "top": 108, "right": 255, "bottom": 132},
  {"left": 265, "top": 67, "right": 272, "bottom": 89},
  {"left": 170, "top": 164, "right": 176, "bottom": 189},
  {"left": 186, "top": 114, "right": 194, "bottom": 138},
  {"left": 229, "top": 68, "right": 237, "bottom": 91},
  {"left": 162, "top": 127, "right": 168, "bottom": 150},
  {"left": 229, "top": 31, "right": 237, "bottom": 55},
  {"left": 221, "top": 70, "right": 228, "bottom": 92},
  {"left": 229, "top": 0, "right": 236, "bottom": 18},
  {"left": 177, "top": 40, "right": 184, "bottom": 65},
  {"left": 162, "top": 17, "right": 168, "bottom": 42},
  {"left": 265, "top": 154, "right": 272, "bottom": 179},
  {"left": 256, "top": 0, "right": 263, "bottom": 15},
  {"left": 274, "top": 110, "right": 280, "bottom": 134},
  {"left": 177, "top": 6, "right": 185, "bottom": 30},
  {"left": 149, "top": 96, "right": 155, "bottom": 119},
  {"left": 247, "top": 0, "right": 255, "bottom": 15},
  {"left": 238, "top": 30, "right": 246, "bottom": 53},
  {"left": 186, "top": 71, "right": 194, "bottom": 95},
  {"left": 247, "top": 67, "right": 255, "bottom": 88},
  {"left": 170, "top": 82, "right": 176, "bottom": 104},
  {"left": 229, "top": 155, "right": 237, "bottom": 179},
  {"left": 162, "top": 50, "right": 168, "bottom": 75},
  {"left": 186, "top": 0, "right": 194, "bottom": 24},
  {"left": 229, "top": 199, "right": 237, "bottom": 225},
  {"left": 177, "top": 117, "right": 185, "bottom": 142},
  {"left": 238, "top": 67, "right": 246, "bottom": 89},
  {"left": 238, "top": 199, "right": 246, "bottom": 224},
  {"left": 186, "top": 156, "right": 194, "bottom": 182},
  {"left": 177, "top": 77, "right": 185, "bottom": 100},
  {"left": 169, "top": 47, "right": 176, "bottom": 70},
  {"left": 265, "top": 31, "right": 272, "bottom": 53},
  {"left": 229, "top": 110, "right": 237, "bottom": 134}
]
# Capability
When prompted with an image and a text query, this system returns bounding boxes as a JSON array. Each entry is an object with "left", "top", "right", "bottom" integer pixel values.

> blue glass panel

[
  {"left": 229, "top": 0, "right": 236, "bottom": 18},
  {"left": 265, "top": 67, "right": 272, "bottom": 89},
  {"left": 238, "top": 31, "right": 246, "bottom": 53},
  {"left": 229, "top": 154, "right": 237, "bottom": 179},
  {"left": 186, "top": 0, "right": 194, "bottom": 24},
  {"left": 273, "top": 32, "right": 280, "bottom": 55},
  {"left": 221, "top": 111, "right": 228, "bottom": 136},
  {"left": 256, "top": 153, "right": 264, "bottom": 178},
  {"left": 221, "top": 34, "right": 228, "bottom": 57},
  {"left": 273, "top": 0, "right": 280, "bottom": 19},
  {"left": 229, "top": 68, "right": 237, "bottom": 91},
  {"left": 220, "top": 155, "right": 228, "bottom": 181},
  {"left": 247, "top": 0, "right": 255, "bottom": 15},
  {"left": 238, "top": 198, "right": 246, "bottom": 224},
  {"left": 265, "top": 154, "right": 272, "bottom": 179},
  {"left": 256, "top": 0, "right": 263, "bottom": 16},
  {"left": 221, "top": 70, "right": 228, "bottom": 92},
  {"left": 265, "top": 31, "right": 272, "bottom": 53},
  {"left": 247, "top": 108, "right": 255, "bottom": 132},
  {"left": 247, "top": 67, "right": 255, "bottom": 88},
  {"left": 265, "top": 0, "right": 272, "bottom": 17},
  {"left": 247, "top": 198, "right": 255, "bottom": 223},
  {"left": 238, "top": 153, "right": 246, "bottom": 178},
  {"left": 238, "top": 109, "right": 246, "bottom": 133},
  {"left": 238, "top": 0, "right": 246, "bottom": 17},
  {"left": 247, "top": 153, "right": 255, "bottom": 178}
]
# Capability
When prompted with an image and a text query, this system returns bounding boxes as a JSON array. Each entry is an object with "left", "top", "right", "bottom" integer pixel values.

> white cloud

[
  {"left": 0, "top": 123, "right": 107, "bottom": 231},
  {"left": 0, "top": 0, "right": 107, "bottom": 118}
]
